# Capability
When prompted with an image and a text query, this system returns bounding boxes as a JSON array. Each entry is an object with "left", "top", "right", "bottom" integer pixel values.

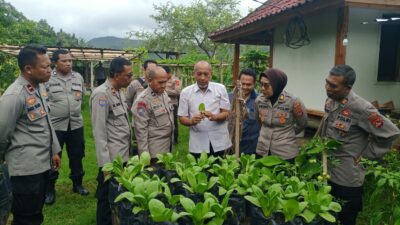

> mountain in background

[{"left": 87, "top": 36, "right": 143, "bottom": 50}]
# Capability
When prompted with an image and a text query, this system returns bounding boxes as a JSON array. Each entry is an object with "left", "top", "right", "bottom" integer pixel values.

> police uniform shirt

[
  {"left": 90, "top": 79, "right": 131, "bottom": 167},
  {"left": 322, "top": 91, "right": 400, "bottom": 187},
  {"left": 165, "top": 75, "right": 181, "bottom": 106},
  {"left": 0, "top": 76, "right": 61, "bottom": 176},
  {"left": 178, "top": 82, "right": 232, "bottom": 153},
  {"left": 45, "top": 70, "right": 84, "bottom": 131},
  {"left": 255, "top": 91, "right": 308, "bottom": 159},
  {"left": 126, "top": 78, "right": 146, "bottom": 111},
  {"left": 132, "top": 88, "right": 174, "bottom": 158}
]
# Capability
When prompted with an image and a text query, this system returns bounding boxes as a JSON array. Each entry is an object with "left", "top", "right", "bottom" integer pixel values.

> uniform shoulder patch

[
  {"left": 98, "top": 96, "right": 108, "bottom": 107},
  {"left": 368, "top": 112, "right": 384, "bottom": 128},
  {"left": 136, "top": 101, "right": 147, "bottom": 116},
  {"left": 293, "top": 101, "right": 303, "bottom": 117}
]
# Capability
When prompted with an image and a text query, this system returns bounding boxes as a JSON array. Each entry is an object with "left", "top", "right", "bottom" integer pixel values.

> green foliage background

[{"left": 0, "top": 0, "right": 87, "bottom": 93}]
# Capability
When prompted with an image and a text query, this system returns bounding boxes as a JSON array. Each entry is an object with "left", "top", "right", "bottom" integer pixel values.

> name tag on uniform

[{"left": 333, "top": 114, "right": 351, "bottom": 132}]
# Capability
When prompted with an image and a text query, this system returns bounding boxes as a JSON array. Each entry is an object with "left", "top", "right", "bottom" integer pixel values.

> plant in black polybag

[{"left": 245, "top": 184, "right": 283, "bottom": 224}]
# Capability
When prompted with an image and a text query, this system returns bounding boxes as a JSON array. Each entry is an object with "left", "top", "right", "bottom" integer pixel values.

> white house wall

[
  {"left": 347, "top": 7, "right": 400, "bottom": 108},
  {"left": 273, "top": 10, "right": 337, "bottom": 111}
]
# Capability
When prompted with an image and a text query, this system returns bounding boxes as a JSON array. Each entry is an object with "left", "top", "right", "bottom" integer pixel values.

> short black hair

[
  {"left": 239, "top": 68, "right": 256, "bottom": 82},
  {"left": 109, "top": 57, "right": 131, "bottom": 78},
  {"left": 143, "top": 59, "right": 157, "bottom": 69},
  {"left": 329, "top": 64, "right": 356, "bottom": 86},
  {"left": 162, "top": 65, "right": 171, "bottom": 74},
  {"left": 52, "top": 49, "right": 69, "bottom": 62},
  {"left": 17, "top": 44, "right": 47, "bottom": 71}
]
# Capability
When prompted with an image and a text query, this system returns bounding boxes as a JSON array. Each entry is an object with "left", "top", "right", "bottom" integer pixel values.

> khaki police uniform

[
  {"left": 321, "top": 90, "right": 399, "bottom": 225},
  {"left": 45, "top": 70, "right": 84, "bottom": 131},
  {"left": 321, "top": 91, "right": 400, "bottom": 187},
  {"left": 255, "top": 91, "right": 308, "bottom": 159},
  {"left": 0, "top": 76, "right": 61, "bottom": 175},
  {"left": 0, "top": 75, "right": 61, "bottom": 225},
  {"left": 132, "top": 87, "right": 174, "bottom": 159},
  {"left": 126, "top": 78, "right": 146, "bottom": 111},
  {"left": 165, "top": 75, "right": 181, "bottom": 106},
  {"left": 165, "top": 75, "right": 181, "bottom": 143},
  {"left": 90, "top": 79, "right": 131, "bottom": 167},
  {"left": 44, "top": 70, "right": 87, "bottom": 197},
  {"left": 90, "top": 79, "right": 132, "bottom": 225}
]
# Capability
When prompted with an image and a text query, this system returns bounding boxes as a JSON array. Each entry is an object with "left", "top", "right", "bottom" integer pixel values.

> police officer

[
  {"left": 0, "top": 45, "right": 61, "bottom": 225},
  {"left": 132, "top": 66, "right": 174, "bottom": 161},
  {"left": 90, "top": 57, "right": 132, "bottom": 225},
  {"left": 163, "top": 65, "right": 181, "bottom": 144},
  {"left": 321, "top": 65, "right": 400, "bottom": 225},
  {"left": 126, "top": 59, "right": 158, "bottom": 111},
  {"left": 255, "top": 68, "right": 308, "bottom": 161},
  {"left": 44, "top": 49, "right": 89, "bottom": 205}
]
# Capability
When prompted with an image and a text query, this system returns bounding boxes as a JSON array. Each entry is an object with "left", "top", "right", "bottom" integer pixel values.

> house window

[{"left": 377, "top": 14, "right": 400, "bottom": 82}]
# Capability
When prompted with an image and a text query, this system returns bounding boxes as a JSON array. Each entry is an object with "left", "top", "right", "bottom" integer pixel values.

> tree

[
  {"left": 0, "top": 0, "right": 88, "bottom": 92},
  {"left": 131, "top": 0, "right": 241, "bottom": 59}
]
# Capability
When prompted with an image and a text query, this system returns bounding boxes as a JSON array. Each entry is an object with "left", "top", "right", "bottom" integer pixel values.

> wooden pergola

[{"left": 0, "top": 44, "right": 185, "bottom": 90}]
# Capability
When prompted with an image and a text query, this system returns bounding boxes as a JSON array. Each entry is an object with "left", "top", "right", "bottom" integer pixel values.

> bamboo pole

[{"left": 234, "top": 80, "right": 241, "bottom": 159}]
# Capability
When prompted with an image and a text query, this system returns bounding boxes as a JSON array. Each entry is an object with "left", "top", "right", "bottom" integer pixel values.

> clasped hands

[{"left": 191, "top": 111, "right": 216, "bottom": 125}]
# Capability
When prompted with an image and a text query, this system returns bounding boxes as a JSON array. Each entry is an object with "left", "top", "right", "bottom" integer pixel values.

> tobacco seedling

[{"left": 179, "top": 195, "right": 216, "bottom": 225}]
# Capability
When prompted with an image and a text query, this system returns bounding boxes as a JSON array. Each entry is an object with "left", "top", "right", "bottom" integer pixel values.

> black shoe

[
  {"left": 72, "top": 185, "right": 89, "bottom": 196},
  {"left": 45, "top": 189, "right": 56, "bottom": 205}
]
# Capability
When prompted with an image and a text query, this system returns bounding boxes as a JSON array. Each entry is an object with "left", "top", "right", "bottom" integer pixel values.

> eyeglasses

[{"left": 259, "top": 81, "right": 271, "bottom": 89}]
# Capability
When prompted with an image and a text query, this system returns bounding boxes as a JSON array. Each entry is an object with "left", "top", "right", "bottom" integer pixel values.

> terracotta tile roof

[{"left": 210, "top": 0, "right": 312, "bottom": 37}]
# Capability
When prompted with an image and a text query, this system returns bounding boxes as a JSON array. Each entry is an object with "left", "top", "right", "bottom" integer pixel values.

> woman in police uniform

[{"left": 255, "top": 68, "right": 308, "bottom": 162}]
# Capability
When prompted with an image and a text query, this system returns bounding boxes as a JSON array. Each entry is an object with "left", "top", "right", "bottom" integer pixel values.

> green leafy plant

[
  {"left": 209, "top": 155, "right": 240, "bottom": 195},
  {"left": 278, "top": 198, "right": 307, "bottom": 222},
  {"left": 102, "top": 152, "right": 153, "bottom": 191},
  {"left": 182, "top": 171, "right": 218, "bottom": 195},
  {"left": 114, "top": 176, "right": 164, "bottom": 214},
  {"left": 300, "top": 183, "right": 342, "bottom": 223},
  {"left": 361, "top": 151, "right": 400, "bottom": 225},
  {"left": 244, "top": 184, "right": 283, "bottom": 218},
  {"left": 295, "top": 137, "right": 341, "bottom": 180},
  {"left": 186, "top": 152, "right": 218, "bottom": 172},
  {"left": 156, "top": 152, "right": 177, "bottom": 171},
  {"left": 148, "top": 198, "right": 186, "bottom": 223},
  {"left": 204, "top": 191, "right": 233, "bottom": 225},
  {"left": 179, "top": 195, "right": 216, "bottom": 225}
]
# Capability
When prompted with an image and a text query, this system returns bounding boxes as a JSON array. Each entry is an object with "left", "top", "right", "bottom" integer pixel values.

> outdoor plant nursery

[{"left": 103, "top": 138, "right": 349, "bottom": 225}]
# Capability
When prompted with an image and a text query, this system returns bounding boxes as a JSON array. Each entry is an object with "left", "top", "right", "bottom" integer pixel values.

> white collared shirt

[{"left": 178, "top": 82, "right": 232, "bottom": 153}]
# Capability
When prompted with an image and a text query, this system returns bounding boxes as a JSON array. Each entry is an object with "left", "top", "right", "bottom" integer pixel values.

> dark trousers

[
  {"left": 191, "top": 143, "right": 226, "bottom": 159},
  {"left": 96, "top": 168, "right": 111, "bottom": 225},
  {"left": 48, "top": 126, "right": 85, "bottom": 187},
  {"left": 10, "top": 171, "right": 49, "bottom": 225},
  {"left": 329, "top": 181, "right": 363, "bottom": 225},
  {"left": 173, "top": 104, "right": 179, "bottom": 144}
]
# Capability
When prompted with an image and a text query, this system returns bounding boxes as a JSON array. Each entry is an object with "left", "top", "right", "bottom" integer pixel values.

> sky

[{"left": 6, "top": 0, "right": 262, "bottom": 41}]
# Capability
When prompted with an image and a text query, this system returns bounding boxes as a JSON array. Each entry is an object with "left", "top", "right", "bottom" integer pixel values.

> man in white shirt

[{"left": 178, "top": 61, "right": 231, "bottom": 157}]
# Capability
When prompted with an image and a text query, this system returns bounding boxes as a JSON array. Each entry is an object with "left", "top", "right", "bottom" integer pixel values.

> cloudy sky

[{"left": 6, "top": 0, "right": 261, "bottom": 41}]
